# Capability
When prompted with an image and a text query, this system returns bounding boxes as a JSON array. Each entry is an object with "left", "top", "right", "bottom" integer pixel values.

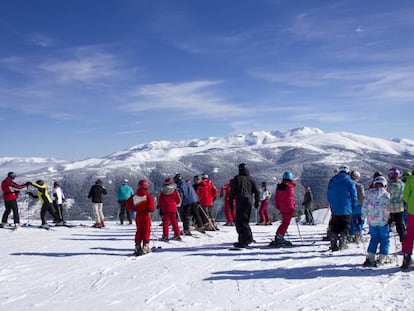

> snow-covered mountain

[{"left": 1, "top": 127, "right": 414, "bottom": 221}]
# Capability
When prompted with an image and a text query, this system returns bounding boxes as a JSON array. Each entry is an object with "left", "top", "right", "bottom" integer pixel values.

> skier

[
  {"left": 401, "top": 170, "right": 414, "bottom": 269},
  {"left": 126, "top": 179, "right": 155, "bottom": 256},
  {"left": 387, "top": 167, "right": 406, "bottom": 242},
  {"left": 1, "top": 172, "right": 30, "bottom": 229},
  {"left": 270, "top": 171, "right": 296, "bottom": 247},
  {"left": 229, "top": 163, "right": 260, "bottom": 248},
  {"left": 174, "top": 173, "right": 204, "bottom": 235},
  {"left": 220, "top": 178, "right": 236, "bottom": 226},
  {"left": 258, "top": 181, "right": 272, "bottom": 225},
  {"left": 52, "top": 181, "right": 66, "bottom": 224},
  {"left": 327, "top": 165, "right": 357, "bottom": 251},
  {"left": 302, "top": 186, "right": 315, "bottom": 225},
  {"left": 27, "top": 180, "right": 60, "bottom": 228},
  {"left": 157, "top": 178, "right": 182, "bottom": 241},
  {"left": 196, "top": 173, "right": 218, "bottom": 230},
  {"left": 361, "top": 176, "right": 391, "bottom": 266},
  {"left": 348, "top": 171, "right": 365, "bottom": 242},
  {"left": 117, "top": 179, "right": 134, "bottom": 225},
  {"left": 88, "top": 179, "right": 107, "bottom": 228}
]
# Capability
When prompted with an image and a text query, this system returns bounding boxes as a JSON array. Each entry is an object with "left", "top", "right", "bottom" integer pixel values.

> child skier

[
  {"left": 126, "top": 179, "right": 155, "bottom": 256},
  {"left": 157, "top": 178, "right": 182, "bottom": 241},
  {"left": 387, "top": 167, "right": 406, "bottom": 242},
  {"left": 270, "top": 171, "right": 296, "bottom": 247},
  {"left": 361, "top": 176, "right": 391, "bottom": 267}
]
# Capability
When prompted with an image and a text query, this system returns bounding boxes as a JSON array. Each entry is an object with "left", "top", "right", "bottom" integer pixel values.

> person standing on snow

[
  {"left": 88, "top": 179, "right": 107, "bottom": 228},
  {"left": 52, "top": 181, "right": 66, "bottom": 224},
  {"left": 270, "top": 171, "right": 297, "bottom": 247},
  {"left": 361, "top": 176, "right": 391, "bottom": 266},
  {"left": 401, "top": 170, "right": 414, "bottom": 270},
  {"left": 126, "top": 179, "right": 155, "bottom": 256},
  {"left": 302, "top": 186, "right": 315, "bottom": 225},
  {"left": 220, "top": 178, "right": 236, "bottom": 226},
  {"left": 327, "top": 165, "right": 357, "bottom": 251},
  {"left": 174, "top": 173, "right": 205, "bottom": 235},
  {"left": 229, "top": 163, "right": 260, "bottom": 248},
  {"left": 387, "top": 167, "right": 406, "bottom": 243},
  {"left": 27, "top": 180, "right": 60, "bottom": 228},
  {"left": 1, "top": 172, "right": 30, "bottom": 229},
  {"left": 196, "top": 173, "right": 218, "bottom": 230},
  {"left": 157, "top": 178, "right": 182, "bottom": 241},
  {"left": 117, "top": 179, "right": 134, "bottom": 225},
  {"left": 348, "top": 171, "right": 365, "bottom": 242},
  {"left": 258, "top": 181, "right": 272, "bottom": 225}
]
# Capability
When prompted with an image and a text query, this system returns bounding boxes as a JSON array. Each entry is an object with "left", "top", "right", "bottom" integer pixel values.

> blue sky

[{"left": 1, "top": 0, "right": 414, "bottom": 160}]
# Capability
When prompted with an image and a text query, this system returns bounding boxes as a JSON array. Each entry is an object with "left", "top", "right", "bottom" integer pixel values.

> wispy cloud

[
  {"left": 26, "top": 33, "right": 54, "bottom": 47},
  {"left": 123, "top": 80, "right": 248, "bottom": 118}
]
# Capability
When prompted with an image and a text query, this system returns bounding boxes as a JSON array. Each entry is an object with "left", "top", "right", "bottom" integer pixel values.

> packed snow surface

[{"left": 0, "top": 209, "right": 413, "bottom": 311}]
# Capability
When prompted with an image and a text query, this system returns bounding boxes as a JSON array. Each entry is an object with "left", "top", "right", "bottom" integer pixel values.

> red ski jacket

[
  {"left": 1, "top": 177, "right": 26, "bottom": 201},
  {"left": 275, "top": 180, "right": 296, "bottom": 214},
  {"left": 126, "top": 187, "right": 155, "bottom": 216},
  {"left": 157, "top": 186, "right": 181, "bottom": 213},
  {"left": 197, "top": 179, "right": 217, "bottom": 206}
]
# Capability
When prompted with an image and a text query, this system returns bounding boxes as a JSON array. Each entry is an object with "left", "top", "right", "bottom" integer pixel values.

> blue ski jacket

[
  {"left": 175, "top": 180, "right": 199, "bottom": 206},
  {"left": 327, "top": 172, "right": 357, "bottom": 216}
]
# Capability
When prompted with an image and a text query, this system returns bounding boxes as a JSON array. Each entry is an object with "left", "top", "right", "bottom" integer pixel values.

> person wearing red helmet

[
  {"left": 157, "top": 178, "right": 182, "bottom": 241},
  {"left": 126, "top": 179, "right": 155, "bottom": 256},
  {"left": 196, "top": 173, "right": 218, "bottom": 230}
]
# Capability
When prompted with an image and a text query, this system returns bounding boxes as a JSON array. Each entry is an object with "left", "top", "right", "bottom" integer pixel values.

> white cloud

[{"left": 123, "top": 80, "right": 248, "bottom": 118}]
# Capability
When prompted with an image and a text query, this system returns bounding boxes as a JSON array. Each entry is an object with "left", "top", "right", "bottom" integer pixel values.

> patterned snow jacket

[
  {"left": 388, "top": 179, "right": 405, "bottom": 213},
  {"left": 362, "top": 187, "right": 390, "bottom": 226}
]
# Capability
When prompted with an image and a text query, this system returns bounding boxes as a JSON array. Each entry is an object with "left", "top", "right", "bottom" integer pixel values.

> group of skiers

[
  {"left": 0, "top": 172, "right": 66, "bottom": 229},
  {"left": 2, "top": 164, "right": 414, "bottom": 271},
  {"left": 327, "top": 165, "right": 414, "bottom": 270}
]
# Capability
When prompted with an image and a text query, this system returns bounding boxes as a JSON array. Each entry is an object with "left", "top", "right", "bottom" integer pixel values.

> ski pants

[
  {"left": 135, "top": 213, "right": 151, "bottom": 244},
  {"left": 189, "top": 202, "right": 204, "bottom": 228},
  {"left": 53, "top": 202, "right": 64, "bottom": 222},
  {"left": 179, "top": 204, "right": 191, "bottom": 231},
  {"left": 330, "top": 214, "right": 351, "bottom": 238},
  {"left": 2, "top": 200, "right": 20, "bottom": 225},
  {"left": 402, "top": 213, "right": 414, "bottom": 255},
  {"left": 349, "top": 213, "right": 363, "bottom": 236},
  {"left": 235, "top": 198, "right": 253, "bottom": 245},
  {"left": 367, "top": 224, "right": 390, "bottom": 256},
  {"left": 304, "top": 205, "right": 314, "bottom": 224},
  {"left": 41, "top": 202, "right": 58, "bottom": 225},
  {"left": 388, "top": 212, "right": 406, "bottom": 242},
  {"left": 118, "top": 200, "right": 132, "bottom": 224},
  {"left": 92, "top": 202, "right": 104, "bottom": 224},
  {"left": 162, "top": 211, "right": 181, "bottom": 238},
  {"left": 224, "top": 199, "right": 236, "bottom": 224},
  {"left": 259, "top": 200, "right": 270, "bottom": 223},
  {"left": 276, "top": 211, "right": 294, "bottom": 236}
]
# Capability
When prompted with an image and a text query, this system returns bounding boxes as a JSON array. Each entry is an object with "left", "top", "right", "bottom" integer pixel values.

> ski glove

[
  {"left": 356, "top": 215, "right": 362, "bottom": 226},
  {"left": 254, "top": 202, "right": 259, "bottom": 209}
]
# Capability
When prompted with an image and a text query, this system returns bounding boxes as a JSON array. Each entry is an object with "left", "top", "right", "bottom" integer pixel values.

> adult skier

[
  {"left": 258, "top": 181, "right": 272, "bottom": 225},
  {"left": 1, "top": 172, "right": 30, "bottom": 229},
  {"left": 387, "top": 167, "right": 406, "bottom": 242},
  {"left": 117, "top": 179, "right": 134, "bottom": 225},
  {"left": 327, "top": 165, "right": 357, "bottom": 251},
  {"left": 348, "top": 171, "right": 365, "bottom": 242},
  {"left": 52, "top": 181, "right": 66, "bottom": 224},
  {"left": 229, "top": 163, "right": 260, "bottom": 248},
  {"left": 220, "top": 178, "right": 236, "bottom": 226},
  {"left": 27, "top": 180, "right": 60, "bottom": 228},
  {"left": 196, "top": 173, "right": 218, "bottom": 230},
  {"left": 401, "top": 170, "right": 414, "bottom": 269},
  {"left": 88, "top": 179, "right": 107, "bottom": 228},
  {"left": 157, "top": 178, "right": 182, "bottom": 241},
  {"left": 302, "top": 186, "right": 315, "bottom": 225}
]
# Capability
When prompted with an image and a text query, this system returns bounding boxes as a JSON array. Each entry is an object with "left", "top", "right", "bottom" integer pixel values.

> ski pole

[
  {"left": 295, "top": 218, "right": 304, "bottom": 244},
  {"left": 199, "top": 205, "right": 217, "bottom": 231},
  {"left": 393, "top": 227, "right": 399, "bottom": 266}
]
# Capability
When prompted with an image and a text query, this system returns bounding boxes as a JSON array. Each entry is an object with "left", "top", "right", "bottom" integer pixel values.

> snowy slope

[{"left": 0, "top": 209, "right": 413, "bottom": 311}]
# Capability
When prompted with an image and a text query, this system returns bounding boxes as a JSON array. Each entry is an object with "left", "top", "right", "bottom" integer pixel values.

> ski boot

[
  {"left": 338, "top": 235, "right": 348, "bottom": 250},
  {"left": 401, "top": 253, "right": 412, "bottom": 270},
  {"left": 133, "top": 244, "right": 144, "bottom": 256},
  {"left": 142, "top": 241, "right": 151, "bottom": 254},
  {"left": 362, "top": 253, "right": 377, "bottom": 267},
  {"left": 329, "top": 233, "right": 339, "bottom": 251},
  {"left": 377, "top": 254, "right": 392, "bottom": 265}
]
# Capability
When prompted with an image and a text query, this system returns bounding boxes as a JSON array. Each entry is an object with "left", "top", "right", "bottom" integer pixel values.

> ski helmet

[
  {"left": 374, "top": 176, "right": 387, "bottom": 187},
  {"left": 350, "top": 170, "right": 361, "bottom": 181},
  {"left": 95, "top": 179, "right": 103, "bottom": 185},
  {"left": 338, "top": 165, "right": 350, "bottom": 174},
  {"left": 201, "top": 173, "right": 209, "bottom": 180},
  {"left": 387, "top": 167, "right": 401, "bottom": 179},
  {"left": 138, "top": 179, "right": 150, "bottom": 188},
  {"left": 164, "top": 177, "right": 174, "bottom": 185},
  {"left": 373, "top": 171, "right": 382, "bottom": 179},
  {"left": 54, "top": 181, "right": 60, "bottom": 187},
  {"left": 36, "top": 180, "right": 44, "bottom": 185},
  {"left": 261, "top": 181, "right": 267, "bottom": 187},
  {"left": 173, "top": 174, "right": 183, "bottom": 183},
  {"left": 7, "top": 172, "right": 16, "bottom": 179},
  {"left": 282, "top": 171, "right": 293, "bottom": 181},
  {"left": 123, "top": 179, "right": 129, "bottom": 184}
]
